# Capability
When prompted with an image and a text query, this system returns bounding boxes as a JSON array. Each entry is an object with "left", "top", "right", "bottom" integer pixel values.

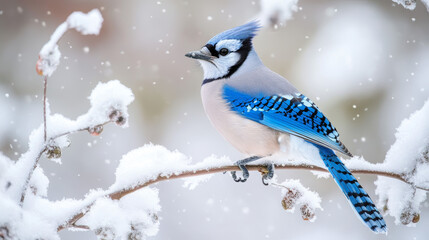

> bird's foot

[
  {"left": 261, "top": 163, "right": 274, "bottom": 186},
  {"left": 230, "top": 156, "right": 260, "bottom": 183},
  {"left": 231, "top": 165, "right": 249, "bottom": 182}
]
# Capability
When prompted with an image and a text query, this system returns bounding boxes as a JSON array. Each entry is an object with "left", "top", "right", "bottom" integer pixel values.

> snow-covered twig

[
  {"left": 36, "top": 9, "right": 103, "bottom": 77},
  {"left": 57, "top": 148, "right": 428, "bottom": 232},
  {"left": 15, "top": 8, "right": 105, "bottom": 206}
]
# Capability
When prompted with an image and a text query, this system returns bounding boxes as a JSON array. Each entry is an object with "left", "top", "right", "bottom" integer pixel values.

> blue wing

[{"left": 223, "top": 84, "right": 352, "bottom": 157}]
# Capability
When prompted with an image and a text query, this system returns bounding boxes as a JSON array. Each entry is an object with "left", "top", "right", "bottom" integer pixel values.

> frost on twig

[
  {"left": 36, "top": 9, "right": 103, "bottom": 77},
  {"left": 375, "top": 99, "right": 429, "bottom": 225}
]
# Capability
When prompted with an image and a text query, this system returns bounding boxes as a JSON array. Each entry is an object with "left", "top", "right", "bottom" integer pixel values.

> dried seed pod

[
  {"left": 108, "top": 109, "right": 127, "bottom": 126},
  {"left": 109, "top": 109, "right": 121, "bottom": 121},
  {"left": 46, "top": 146, "right": 61, "bottom": 159},
  {"left": 88, "top": 125, "right": 103, "bottom": 136},
  {"left": 300, "top": 204, "right": 315, "bottom": 221},
  {"left": 400, "top": 209, "right": 420, "bottom": 225},
  {"left": 412, "top": 213, "right": 420, "bottom": 223},
  {"left": 115, "top": 116, "right": 126, "bottom": 126},
  {"left": 281, "top": 189, "right": 302, "bottom": 210}
]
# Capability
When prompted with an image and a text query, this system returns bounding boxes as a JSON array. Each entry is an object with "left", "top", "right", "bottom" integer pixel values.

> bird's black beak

[{"left": 185, "top": 50, "right": 213, "bottom": 61}]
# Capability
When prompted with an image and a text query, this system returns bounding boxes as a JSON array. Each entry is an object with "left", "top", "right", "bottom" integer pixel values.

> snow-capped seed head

[
  {"left": 281, "top": 189, "right": 302, "bottom": 210},
  {"left": 300, "top": 204, "right": 315, "bottom": 221},
  {"left": 46, "top": 146, "right": 61, "bottom": 159},
  {"left": 88, "top": 124, "right": 104, "bottom": 136}
]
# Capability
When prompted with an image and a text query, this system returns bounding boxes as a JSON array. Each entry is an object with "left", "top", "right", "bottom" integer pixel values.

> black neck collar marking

[{"left": 201, "top": 38, "right": 253, "bottom": 86}]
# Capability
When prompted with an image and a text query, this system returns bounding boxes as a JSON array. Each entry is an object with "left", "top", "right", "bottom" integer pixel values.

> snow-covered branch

[{"left": 56, "top": 144, "right": 429, "bottom": 233}]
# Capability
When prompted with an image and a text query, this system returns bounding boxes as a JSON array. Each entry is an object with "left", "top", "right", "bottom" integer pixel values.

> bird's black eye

[{"left": 219, "top": 48, "right": 229, "bottom": 56}]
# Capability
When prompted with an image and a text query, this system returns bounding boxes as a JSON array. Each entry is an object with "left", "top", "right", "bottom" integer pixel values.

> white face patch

[
  {"left": 198, "top": 39, "right": 243, "bottom": 80},
  {"left": 198, "top": 51, "right": 241, "bottom": 80},
  {"left": 215, "top": 39, "right": 242, "bottom": 52}
]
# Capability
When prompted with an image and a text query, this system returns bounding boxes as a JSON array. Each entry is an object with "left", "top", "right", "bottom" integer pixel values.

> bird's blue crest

[{"left": 207, "top": 21, "right": 261, "bottom": 45}]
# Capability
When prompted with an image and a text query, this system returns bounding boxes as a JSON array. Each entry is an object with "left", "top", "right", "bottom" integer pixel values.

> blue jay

[{"left": 185, "top": 21, "right": 386, "bottom": 233}]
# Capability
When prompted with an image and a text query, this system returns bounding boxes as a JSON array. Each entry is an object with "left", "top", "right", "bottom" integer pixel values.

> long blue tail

[{"left": 316, "top": 145, "right": 387, "bottom": 233}]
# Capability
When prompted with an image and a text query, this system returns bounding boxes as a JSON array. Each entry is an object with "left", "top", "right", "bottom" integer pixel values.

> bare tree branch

[{"left": 57, "top": 162, "right": 426, "bottom": 231}]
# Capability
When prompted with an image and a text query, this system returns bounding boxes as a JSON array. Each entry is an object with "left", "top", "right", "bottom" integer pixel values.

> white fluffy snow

[
  {"left": 376, "top": 99, "right": 429, "bottom": 224},
  {"left": 66, "top": 9, "right": 103, "bottom": 35},
  {"left": 81, "top": 188, "right": 161, "bottom": 239}
]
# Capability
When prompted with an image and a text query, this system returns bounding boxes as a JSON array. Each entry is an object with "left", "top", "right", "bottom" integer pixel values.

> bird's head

[{"left": 185, "top": 21, "right": 261, "bottom": 81}]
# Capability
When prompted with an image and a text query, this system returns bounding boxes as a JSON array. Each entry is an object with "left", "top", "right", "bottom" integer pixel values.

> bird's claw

[
  {"left": 231, "top": 164, "right": 250, "bottom": 183},
  {"left": 261, "top": 163, "right": 274, "bottom": 186},
  {"left": 231, "top": 171, "right": 247, "bottom": 182}
]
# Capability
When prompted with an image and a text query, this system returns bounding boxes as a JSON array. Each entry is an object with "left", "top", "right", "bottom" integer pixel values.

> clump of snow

[
  {"left": 28, "top": 167, "right": 49, "bottom": 197},
  {"left": 81, "top": 188, "right": 160, "bottom": 240},
  {"left": 376, "top": 99, "right": 429, "bottom": 225},
  {"left": 37, "top": 44, "right": 61, "bottom": 77},
  {"left": 66, "top": 9, "right": 103, "bottom": 35},
  {"left": 274, "top": 179, "right": 322, "bottom": 222},
  {"left": 83, "top": 80, "right": 135, "bottom": 128},
  {"left": 0, "top": 196, "right": 60, "bottom": 240},
  {"left": 258, "top": 0, "right": 299, "bottom": 28},
  {"left": 113, "top": 145, "right": 234, "bottom": 192},
  {"left": 37, "top": 9, "right": 103, "bottom": 77},
  {"left": 112, "top": 144, "right": 191, "bottom": 191}
]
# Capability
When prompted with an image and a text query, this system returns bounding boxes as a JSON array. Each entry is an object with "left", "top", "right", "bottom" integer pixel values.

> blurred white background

[{"left": 1, "top": 0, "right": 428, "bottom": 239}]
